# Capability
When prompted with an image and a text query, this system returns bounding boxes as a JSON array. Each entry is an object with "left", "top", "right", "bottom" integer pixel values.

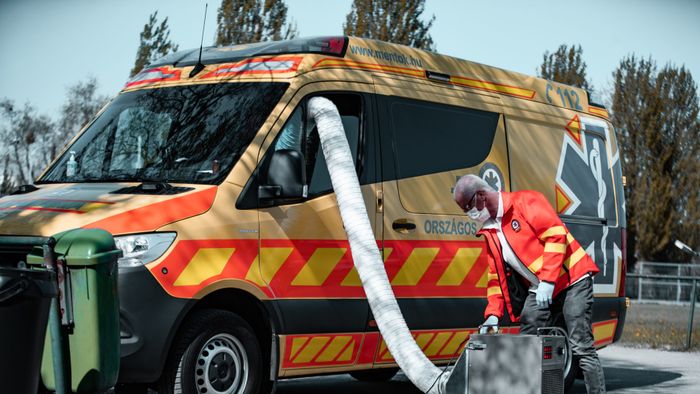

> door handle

[{"left": 392, "top": 219, "right": 416, "bottom": 232}]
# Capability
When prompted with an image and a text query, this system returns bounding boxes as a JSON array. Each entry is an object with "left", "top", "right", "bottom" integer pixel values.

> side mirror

[{"left": 259, "top": 149, "right": 307, "bottom": 201}]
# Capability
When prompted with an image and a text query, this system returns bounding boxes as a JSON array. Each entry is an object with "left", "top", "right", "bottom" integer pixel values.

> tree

[
  {"left": 539, "top": 44, "right": 592, "bottom": 90},
  {"left": 343, "top": 0, "right": 435, "bottom": 51},
  {"left": 611, "top": 55, "right": 700, "bottom": 264},
  {"left": 0, "top": 99, "right": 55, "bottom": 191},
  {"left": 130, "top": 12, "right": 179, "bottom": 77},
  {"left": 215, "top": 0, "right": 297, "bottom": 46},
  {"left": 58, "top": 78, "right": 110, "bottom": 158}
]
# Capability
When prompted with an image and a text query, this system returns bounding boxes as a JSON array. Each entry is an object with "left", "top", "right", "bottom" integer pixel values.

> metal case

[{"left": 445, "top": 334, "right": 567, "bottom": 394}]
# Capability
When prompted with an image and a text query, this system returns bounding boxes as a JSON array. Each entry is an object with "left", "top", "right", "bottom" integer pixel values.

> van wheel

[
  {"left": 160, "top": 309, "right": 262, "bottom": 394},
  {"left": 350, "top": 367, "right": 399, "bottom": 382},
  {"left": 564, "top": 355, "right": 580, "bottom": 393}
]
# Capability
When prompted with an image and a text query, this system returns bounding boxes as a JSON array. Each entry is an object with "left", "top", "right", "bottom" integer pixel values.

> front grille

[{"left": 542, "top": 368, "right": 564, "bottom": 394}]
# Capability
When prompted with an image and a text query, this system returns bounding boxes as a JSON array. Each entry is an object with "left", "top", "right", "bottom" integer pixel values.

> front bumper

[{"left": 117, "top": 265, "right": 193, "bottom": 383}]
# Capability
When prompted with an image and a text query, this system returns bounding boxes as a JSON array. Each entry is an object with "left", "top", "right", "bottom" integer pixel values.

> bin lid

[
  {"left": 28, "top": 229, "right": 122, "bottom": 267},
  {"left": 0, "top": 267, "right": 57, "bottom": 300}
]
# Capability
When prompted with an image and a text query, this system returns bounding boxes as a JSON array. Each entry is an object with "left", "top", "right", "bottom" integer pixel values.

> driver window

[{"left": 271, "top": 94, "right": 362, "bottom": 198}]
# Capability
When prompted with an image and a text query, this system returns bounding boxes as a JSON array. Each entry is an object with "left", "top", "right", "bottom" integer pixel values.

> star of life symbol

[
  {"left": 554, "top": 115, "right": 622, "bottom": 285},
  {"left": 479, "top": 162, "right": 505, "bottom": 192}
]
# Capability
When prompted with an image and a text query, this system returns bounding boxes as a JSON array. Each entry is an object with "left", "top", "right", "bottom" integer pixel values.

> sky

[{"left": 1, "top": 0, "right": 699, "bottom": 121}]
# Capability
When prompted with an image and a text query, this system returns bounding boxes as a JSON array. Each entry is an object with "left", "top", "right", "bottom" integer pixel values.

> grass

[{"left": 617, "top": 302, "right": 700, "bottom": 351}]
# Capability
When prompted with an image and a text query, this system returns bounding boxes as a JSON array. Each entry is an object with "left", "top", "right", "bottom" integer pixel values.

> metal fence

[
  {"left": 625, "top": 262, "right": 700, "bottom": 303},
  {"left": 625, "top": 273, "right": 698, "bottom": 349}
]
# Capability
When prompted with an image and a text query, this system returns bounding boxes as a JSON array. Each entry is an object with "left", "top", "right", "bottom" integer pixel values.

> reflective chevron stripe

[
  {"left": 539, "top": 226, "right": 566, "bottom": 240},
  {"left": 544, "top": 242, "right": 566, "bottom": 254}
]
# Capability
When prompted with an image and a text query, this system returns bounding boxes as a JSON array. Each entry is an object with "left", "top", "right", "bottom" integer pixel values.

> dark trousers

[{"left": 519, "top": 277, "right": 606, "bottom": 393}]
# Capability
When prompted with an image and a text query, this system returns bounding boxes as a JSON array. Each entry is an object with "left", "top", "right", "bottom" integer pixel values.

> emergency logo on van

[
  {"left": 479, "top": 162, "right": 505, "bottom": 192},
  {"left": 554, "top": 115, "right": 622, "bottom": 293}
]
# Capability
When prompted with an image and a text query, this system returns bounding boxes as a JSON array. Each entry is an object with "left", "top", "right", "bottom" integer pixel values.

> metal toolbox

[{"left": 444, "top": 333, "right": 568, "bottom": 394}]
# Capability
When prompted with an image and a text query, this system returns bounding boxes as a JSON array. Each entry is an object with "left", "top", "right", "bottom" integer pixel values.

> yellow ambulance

[{"left": 0, "top": 36, "right": 627, "bottom": 393}]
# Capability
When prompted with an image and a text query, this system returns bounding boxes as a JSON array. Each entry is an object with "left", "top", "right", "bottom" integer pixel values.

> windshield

[{"left": 39, "top": 82, "right": 288, "bottom": 184}]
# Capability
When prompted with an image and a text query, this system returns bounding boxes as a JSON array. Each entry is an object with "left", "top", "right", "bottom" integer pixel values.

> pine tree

[
  {"left": 539, "top": 44, "right": 591, "bottom": 90},
  {"left": 611, "top": 56, "right": 700, "bottom": 264},
  {"left": 130, "top": 12, "right": 179, "bottom": 77},
  {"left": 215, "top": 0, "right": 297, "bottom": 46},
  {"left": 343, "top": 0, "right": 435, "bottom": 51}
]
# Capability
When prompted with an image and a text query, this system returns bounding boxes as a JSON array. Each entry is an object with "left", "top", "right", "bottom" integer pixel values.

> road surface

[{"left": 276, "top": 345, "right": 700, "bottom": 393}]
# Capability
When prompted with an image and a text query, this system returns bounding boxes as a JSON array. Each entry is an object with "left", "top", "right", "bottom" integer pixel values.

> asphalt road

[{"left": 276, "top": 345, "right": 700, "bottom": 393}]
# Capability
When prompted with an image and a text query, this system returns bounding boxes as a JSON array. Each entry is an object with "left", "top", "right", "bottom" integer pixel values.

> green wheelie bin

[{"left": 28, "top": 228, "right": 122, "bottom": 393}]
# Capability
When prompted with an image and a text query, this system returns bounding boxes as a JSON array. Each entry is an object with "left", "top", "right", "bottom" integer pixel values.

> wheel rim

[{"left": 194, "top": 333, "right": 248, "bottom": 394}]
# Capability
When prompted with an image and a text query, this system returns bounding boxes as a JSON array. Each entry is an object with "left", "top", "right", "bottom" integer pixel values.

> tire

[
  {"left": 159, "top": 309, "right": 262, "bottom": 394},
  {"left": 349, "top": 367, "right": 399, "bottom": 382},
  {"left": 564, "top": 355, "right": 581, "bottom": 393}
]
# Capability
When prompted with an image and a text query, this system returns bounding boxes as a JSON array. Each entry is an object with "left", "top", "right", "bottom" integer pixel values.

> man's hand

[
  {"left": 536, "top": 281, "right": 555, "bottom": 307},
  {"left": 479, "top": 315, "right": 499, "bottom": 334}
]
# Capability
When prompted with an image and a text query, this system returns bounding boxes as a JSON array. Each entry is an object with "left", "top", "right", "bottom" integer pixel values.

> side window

[
  {"left": 270, "top": 94, "right": 362, "bottom": 198},
  {"left": 389, "top": 98, "right": 499, "bottom": 179}
]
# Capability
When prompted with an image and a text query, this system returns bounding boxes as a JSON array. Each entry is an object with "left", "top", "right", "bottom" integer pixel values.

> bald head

[{"left": 453, "top": 174, "right": 495, "bottom": 211}]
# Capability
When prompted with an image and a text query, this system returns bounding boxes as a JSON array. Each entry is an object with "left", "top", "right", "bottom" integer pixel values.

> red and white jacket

[{"left": 478, "top": 190, "right": 599, "bottom": 322}]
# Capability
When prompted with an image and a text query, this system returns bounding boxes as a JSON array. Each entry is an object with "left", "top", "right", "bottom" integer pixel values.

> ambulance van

[{"left": 0, "top": 36, "right": 627, "bottom": 393}]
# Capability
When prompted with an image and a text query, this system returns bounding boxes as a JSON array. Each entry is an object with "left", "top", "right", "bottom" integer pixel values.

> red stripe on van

[{"left": 83, "top": 187, "right": 217, "bottom": 234}]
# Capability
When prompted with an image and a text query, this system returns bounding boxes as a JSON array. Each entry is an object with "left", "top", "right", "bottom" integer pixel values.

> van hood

[{"left": 0, "top": 183, "right": 217, "bottom": 237}]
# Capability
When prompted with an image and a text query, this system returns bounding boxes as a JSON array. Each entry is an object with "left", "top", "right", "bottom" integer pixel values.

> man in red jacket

[{"left": 454, "top": 174, "right": 605, "bottom": 393}]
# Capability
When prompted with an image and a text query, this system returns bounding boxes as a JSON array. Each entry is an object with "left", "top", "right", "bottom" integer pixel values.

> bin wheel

[
  {"left": 350, "top": 367, "right": 399, "bottom": 382},
  {"left": 160, "top": 309, "right": 262, "bottom": 394}
]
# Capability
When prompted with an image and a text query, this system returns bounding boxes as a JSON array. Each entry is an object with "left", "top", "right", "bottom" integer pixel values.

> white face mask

[{"left": 466, "top": 206, "right": 491, "bottom": 224}]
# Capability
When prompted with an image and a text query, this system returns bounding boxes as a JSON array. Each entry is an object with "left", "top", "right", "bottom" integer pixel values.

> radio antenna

[{"left": 189, "top": 3, "right": 208, "bottom": 78}]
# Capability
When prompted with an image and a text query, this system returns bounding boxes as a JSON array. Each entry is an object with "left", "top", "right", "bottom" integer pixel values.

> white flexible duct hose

[{"left": 308, "top": 97, "right": 447, "bottom": 394}]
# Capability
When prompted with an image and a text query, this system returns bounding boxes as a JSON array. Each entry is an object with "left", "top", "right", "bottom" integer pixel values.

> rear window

[
  {"left": 39, "top": 82, "right": 288, "bottom": 185},
  {"left": 389, "top": 98, "right": 499, "bottom": 179}
]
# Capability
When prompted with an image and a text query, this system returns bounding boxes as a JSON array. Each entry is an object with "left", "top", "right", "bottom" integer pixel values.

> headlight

[{"left": 114, "top": 233, "right": 176, "bottom": 268}]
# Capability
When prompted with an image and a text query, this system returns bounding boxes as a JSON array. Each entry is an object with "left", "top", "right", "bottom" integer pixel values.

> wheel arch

[{"left": 162, "top": 285, "right": 282, "bottom": 386}]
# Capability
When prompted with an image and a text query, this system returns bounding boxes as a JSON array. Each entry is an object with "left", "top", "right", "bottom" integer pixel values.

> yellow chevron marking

[
  {"left": 337, "top": 341, "right": 354, "bottom": 361},
  {"left": 315, "top": 336, "right": 353, "bottom": 363},
  {"left": 437, "top": 248, "right": 481, "bottom": 286},
  {"left": 487, "top": 286, "right": 503, "bottom": 297},
  {"left": 342, "top": 248, "right": 391, "bottom": 286},
  {"left": 545, "top": 243, "right": 567, "bottom": 254},
  {"left": 341, "top": 267, "right": 361, "bottom": 286},
  {"left": 173, "top": 248, "right": 234, "bottom": 286},
  {"left": 528, "top": 256, "right": 544, "bottom": 273},
  {"left": 245, "top": 247, "right": 293, "bottom": 286},
  {"left": 378, "top": 340, "right": 393, "bottom": 361},
  {"left": 391, "top": 248, "right": 439, "bottom": 286},
  {"left": 292, "top": 248, "right": 347, "bottom": 286},
  {"left": 292, "top": 336, "right": 330, "bottom": 363},
  {"left": 476, "top": 268, "right": 490, "bottom": 288},
  {"left": 566, "top": 233, "right": 575, "bottom": 245},
  {"left": 594, "top": 322, "right": 616, "bottom": 342},
  {"left": 440, "top": 331, "right": 469, "bottom": 356},
  {"left": 415, "top": 333, "right": 436, "bottom": 351},
  {"left": 289, "top": 337, "right": 310, "bottom": 361},
  {"left": 425, "top": 332, "right": 453, "bottom": 357},
  {"left": 539, "top": 226, "right": 566, "bottom": 240}
]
